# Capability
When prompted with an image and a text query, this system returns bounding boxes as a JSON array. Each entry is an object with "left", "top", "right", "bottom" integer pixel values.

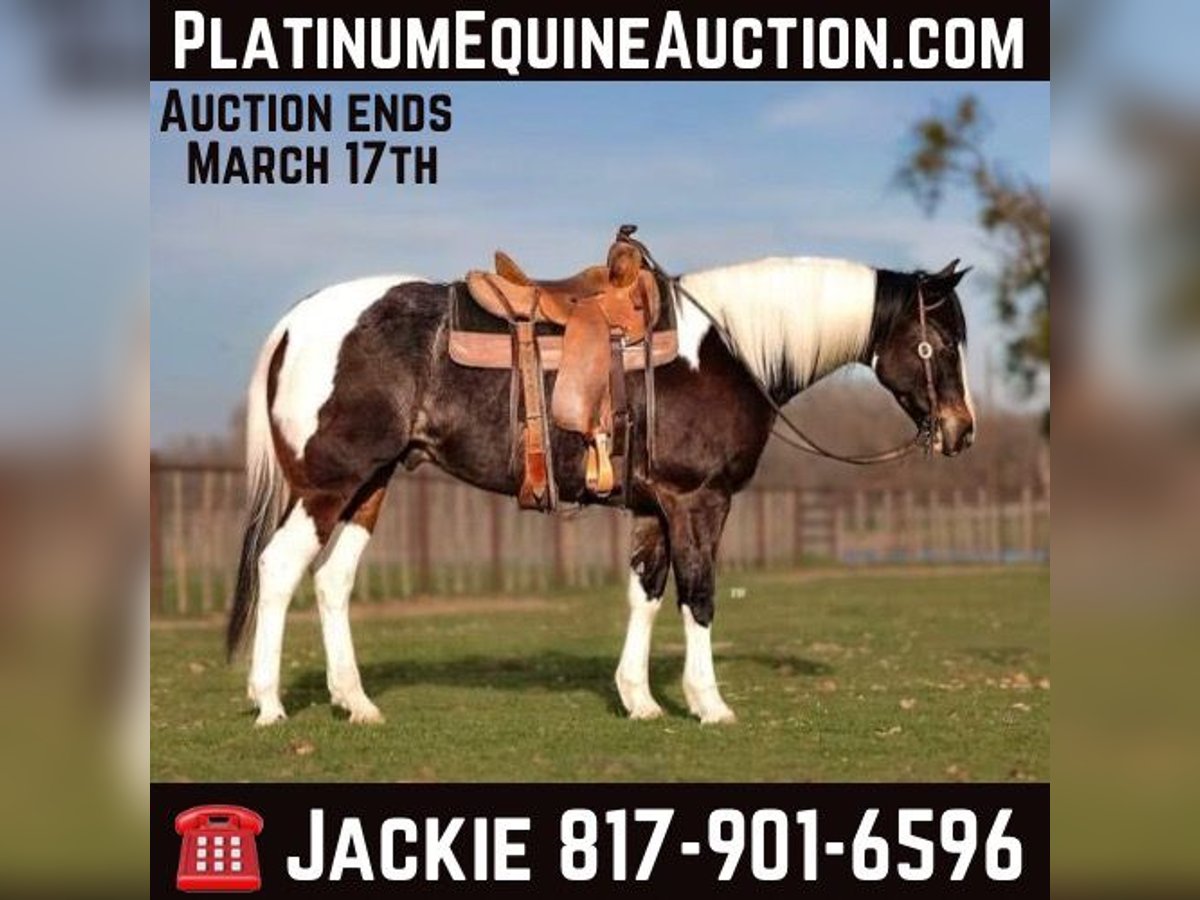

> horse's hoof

[
  {"left": 254, "top": 708, "right": 287, "bottom": 727},
  {"left": 348, "top": 703, "right": 385, "bottom": 725},
  {"left": 616, "top": 672, "right": 664, "bottom": 721},
  {"left": 699, "top": 707, "right": 738, "bottom": 726},
  {"left": 628, "top": 700, "right": 664, "bottom": 721}
]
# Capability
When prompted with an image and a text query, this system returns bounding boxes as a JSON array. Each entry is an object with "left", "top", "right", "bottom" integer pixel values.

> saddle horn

[{"left": 607, "top": 243, "right": 642, "bottom": 289}]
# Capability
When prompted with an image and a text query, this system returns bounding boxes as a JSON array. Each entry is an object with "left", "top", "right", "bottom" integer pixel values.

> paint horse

[{"left": 228, "top": 248, "right": 975, "bottom": 726}]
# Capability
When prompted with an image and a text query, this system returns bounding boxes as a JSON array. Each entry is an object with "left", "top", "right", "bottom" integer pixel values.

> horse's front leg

[
  {"left": 615, "top": 514, "right": 671, "bottom": 720},
  {"left": 663, "top": 490, "right": 736, "bottom": 725}
]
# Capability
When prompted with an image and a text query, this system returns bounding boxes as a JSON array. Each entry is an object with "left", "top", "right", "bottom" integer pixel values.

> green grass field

[{"left": 151, "top": 567, "right": 1048, "bottom": 782}]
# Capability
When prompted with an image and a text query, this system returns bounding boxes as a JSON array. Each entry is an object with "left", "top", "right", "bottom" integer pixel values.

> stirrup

[{"left": 585, "top": 433, "right": 616, "bottom": 497}]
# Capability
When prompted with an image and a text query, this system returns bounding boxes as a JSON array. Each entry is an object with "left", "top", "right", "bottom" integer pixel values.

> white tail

[
  {"left": 227, "top": 320, "right": 290, "bottom": 657},
  {"left": 245, "top": 320, "right": 289, "bottom": 534}
]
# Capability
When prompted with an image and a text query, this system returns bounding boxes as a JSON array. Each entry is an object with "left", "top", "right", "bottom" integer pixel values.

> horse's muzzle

[{"left": 938, "top": 414, "right": 975, "bottom": 456}]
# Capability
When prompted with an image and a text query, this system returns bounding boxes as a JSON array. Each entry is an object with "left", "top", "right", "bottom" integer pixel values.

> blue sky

[
  {"left": 151, "top": 81, "right": 1048, "bottom": 443},
  {"left": 0, "top": 8, "right": 145, "bottom": 436}
]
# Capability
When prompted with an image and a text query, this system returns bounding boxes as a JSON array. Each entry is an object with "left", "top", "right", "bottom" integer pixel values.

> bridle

[
  {"left": 911, "top": 280, "right": 945, "bottom": 450},
  {"left": 617, "top": 225, "right": 942, "bottom": 466}
]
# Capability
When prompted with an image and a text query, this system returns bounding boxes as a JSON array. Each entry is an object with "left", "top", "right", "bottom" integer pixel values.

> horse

[{"left": 226, "top": 253, "right": 975, "bottom": 726}]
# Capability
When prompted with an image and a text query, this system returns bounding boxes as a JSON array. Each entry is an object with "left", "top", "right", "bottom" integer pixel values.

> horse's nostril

[{"left": 939, "top": 417, "right": 974, "bottom": 455}]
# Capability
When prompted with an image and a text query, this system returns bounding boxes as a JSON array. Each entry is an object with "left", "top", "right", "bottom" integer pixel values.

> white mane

[{"left": 676, "top": 257, "right": 878, "bottom": 390}]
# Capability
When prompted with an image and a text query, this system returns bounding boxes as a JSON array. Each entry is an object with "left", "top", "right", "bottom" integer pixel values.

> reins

[{"left": 616, "top": 226, "right": 939, "bottom": 467}]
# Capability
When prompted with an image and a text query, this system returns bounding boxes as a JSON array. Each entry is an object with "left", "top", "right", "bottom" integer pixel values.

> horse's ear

[
  {"left": 933, "top": 259, "right": 960, "bottom": 279},
  {"left": 940, "top": 266, "right": 969, "bottom": 286},
  {"left": 930, "top": 261, "right": 969, "bottom": 291}
]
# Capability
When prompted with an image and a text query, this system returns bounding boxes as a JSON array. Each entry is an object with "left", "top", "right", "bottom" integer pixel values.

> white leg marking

[
  {"left": 314, "top": 523, "right": 383, "bottom": 724},
  {"left": 681, "top": 606, "right": 736, "bottom": 725},
  {"left": 248, "top": 505, "right": 321, "bottom": 726},
  {"left": 615, "top": 572, "right": 664, "bottom": 720}
]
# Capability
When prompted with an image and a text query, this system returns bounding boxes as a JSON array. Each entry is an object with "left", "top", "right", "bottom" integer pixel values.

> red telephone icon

[{"left": 175, "top": 805, "right": 263, "bottom": 893}]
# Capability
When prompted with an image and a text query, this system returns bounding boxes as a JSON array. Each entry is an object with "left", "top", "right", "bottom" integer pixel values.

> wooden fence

[{"left": 149, "top": 459, "right": 1048, "bottom": 617}]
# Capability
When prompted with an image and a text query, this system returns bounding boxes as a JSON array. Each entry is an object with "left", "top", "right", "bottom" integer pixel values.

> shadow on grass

[{"left": 285, "top": 651, "right": 833, "bottom": 719}]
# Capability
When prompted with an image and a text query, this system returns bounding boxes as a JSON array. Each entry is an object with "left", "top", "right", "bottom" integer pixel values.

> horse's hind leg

[
  {"left": 248, "top": 502, "right": 323, "bottom": 726},
  {"left": 313, "top": 469, "right": 392, "bottom": 724},
  {"left": 615, "top": 514, "right": 671, "bottom": 720}
]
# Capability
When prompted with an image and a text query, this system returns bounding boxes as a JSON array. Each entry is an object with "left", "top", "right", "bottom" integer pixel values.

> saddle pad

[{"left": 448, "top": 281, "right": 678, "bottom": 372}]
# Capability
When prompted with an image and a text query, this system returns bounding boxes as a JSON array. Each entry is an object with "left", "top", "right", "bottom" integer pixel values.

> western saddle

[{"left": 450, "top": 226, "right": 677, "bottom": 511}]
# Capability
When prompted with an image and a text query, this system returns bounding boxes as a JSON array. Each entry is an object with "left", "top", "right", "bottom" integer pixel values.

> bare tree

[{"left": 896, "top": 96, "right": 1050, "bottom": 406}]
